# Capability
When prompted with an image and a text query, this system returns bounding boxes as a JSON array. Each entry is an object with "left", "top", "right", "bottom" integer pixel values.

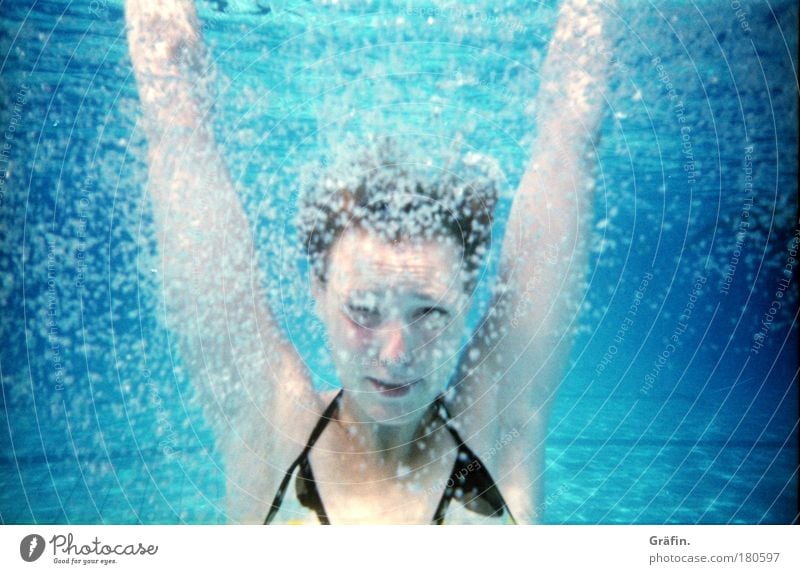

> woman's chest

[{"left": 308, "top": 446, "right": 455, "bottom": 524}]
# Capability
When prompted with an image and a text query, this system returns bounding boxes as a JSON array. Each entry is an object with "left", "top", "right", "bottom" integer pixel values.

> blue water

[{"left": 0, "top": 0, "right": 797, "bottom": 524}]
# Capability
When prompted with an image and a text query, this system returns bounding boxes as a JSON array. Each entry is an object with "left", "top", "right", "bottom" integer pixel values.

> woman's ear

[{"left": 310, "top": 276, "right": 326, "bottom": 316}]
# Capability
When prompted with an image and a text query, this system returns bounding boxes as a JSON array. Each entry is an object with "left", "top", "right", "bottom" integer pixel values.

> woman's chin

[{"left": 354, "top": 386, "right": 438, "bottom": 426}]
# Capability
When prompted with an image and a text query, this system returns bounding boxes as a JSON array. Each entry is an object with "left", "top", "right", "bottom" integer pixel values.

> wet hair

[{"left": 297, "top": 138, "right": 500, "bottom": 294}]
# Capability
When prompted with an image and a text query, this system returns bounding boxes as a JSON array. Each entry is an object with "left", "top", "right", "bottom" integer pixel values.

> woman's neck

[{"left": 334, "top": 393, "right": 447, "bottom": 478}]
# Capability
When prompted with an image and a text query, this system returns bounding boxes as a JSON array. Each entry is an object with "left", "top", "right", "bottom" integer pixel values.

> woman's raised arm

[
  {"left": 451, "top": 0, "right": 615, "bottom": 523},
  {"left": 125, "top": 0, "right": 322, "bottom": 522}
]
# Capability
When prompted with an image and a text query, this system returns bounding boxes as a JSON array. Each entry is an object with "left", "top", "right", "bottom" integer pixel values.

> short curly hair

[{"left": 296, "top": 138, "right": 500, "bottom": 294}]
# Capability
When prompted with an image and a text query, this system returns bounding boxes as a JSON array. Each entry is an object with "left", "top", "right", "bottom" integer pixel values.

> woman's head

[
  {"left": 298, "top": 138, "right": 499, "bottom": 294},
  {"left": 297, "top": 138, "right": 500, "bottom": 424}
]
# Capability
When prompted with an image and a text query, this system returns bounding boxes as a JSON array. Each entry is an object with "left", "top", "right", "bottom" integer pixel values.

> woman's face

[{"left": 314, "top": 228, "right": 471, "bottom": 425}]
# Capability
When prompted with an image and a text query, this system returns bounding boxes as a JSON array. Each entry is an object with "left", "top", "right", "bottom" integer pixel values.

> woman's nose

[{"left": 379, "top": 323, "right": 411, "bottom": 367}]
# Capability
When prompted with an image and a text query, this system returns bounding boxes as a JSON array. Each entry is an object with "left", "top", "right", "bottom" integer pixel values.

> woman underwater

[{"left": 125, "top": 0, "right": 613, "bottom": 524}]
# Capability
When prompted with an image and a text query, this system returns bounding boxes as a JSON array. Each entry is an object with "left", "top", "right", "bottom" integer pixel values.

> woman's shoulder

[{"left": 317, "top": 387, "right": 340, "bottom": 408}]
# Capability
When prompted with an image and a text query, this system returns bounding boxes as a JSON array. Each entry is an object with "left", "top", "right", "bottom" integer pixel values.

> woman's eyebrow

[
  {"left": 408, "top": 291, "right": 451, "bottom": 305},
  {"left": 344, "top": 291, "right": 377, "bottom": 304}
]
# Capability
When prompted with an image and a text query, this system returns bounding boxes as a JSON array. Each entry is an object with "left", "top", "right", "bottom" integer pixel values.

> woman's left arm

[{"left": 449, "top": 0, "right": 615, "bottom": 523}]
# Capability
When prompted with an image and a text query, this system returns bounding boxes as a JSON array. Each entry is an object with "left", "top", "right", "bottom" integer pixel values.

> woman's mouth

[{"left": 367, "top": 377, "right": 420, "bottom": 398}]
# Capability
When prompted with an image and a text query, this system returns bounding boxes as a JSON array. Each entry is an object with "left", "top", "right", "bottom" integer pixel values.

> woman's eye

[
  {"left": 345, "top": 304, "right": 380, "bottom": 327},
  {"left": 417, "top": 307, "right": 448, "bottom": 326}
]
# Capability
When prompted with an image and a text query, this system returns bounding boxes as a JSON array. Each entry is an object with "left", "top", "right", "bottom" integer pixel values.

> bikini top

[{"left": 264, "top": 389, "right": 515, "bottom": 525}]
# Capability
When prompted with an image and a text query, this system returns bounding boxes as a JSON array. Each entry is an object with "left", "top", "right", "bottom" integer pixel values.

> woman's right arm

[{"left": 125, "top": 0, "right": 323, "bottom": 522}]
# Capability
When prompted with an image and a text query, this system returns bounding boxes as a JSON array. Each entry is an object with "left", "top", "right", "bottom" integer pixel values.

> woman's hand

[
  {"left": 125, "top": 0, "right": 203, "bottom": 76},
  {"left": 125, "top": 0, "right": 211, "bottom": 127},
  {"left": 535, "top": 0, "right": 614, "bottom": 150}
]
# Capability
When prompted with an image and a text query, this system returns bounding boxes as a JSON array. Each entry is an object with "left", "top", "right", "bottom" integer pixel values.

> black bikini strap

[
  {"left": 264, "top": 390, "right": 343, "bottom": 525},
  {"left": 430, "top": 396, "right": 516, "bottom": 525},
  {"left": 431, "top": 396, "right": 456, "bottom": 524}
]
